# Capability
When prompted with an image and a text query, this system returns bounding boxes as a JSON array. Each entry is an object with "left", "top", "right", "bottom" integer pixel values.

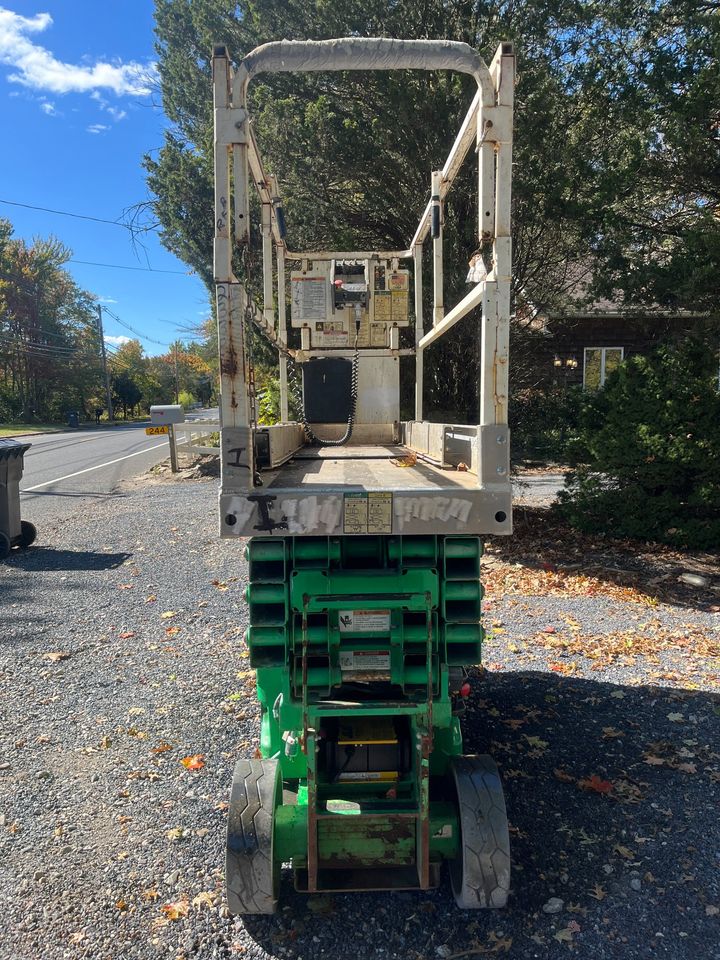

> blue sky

[{"left": 0, "top": 2, "right": 210, "bottom": 356}]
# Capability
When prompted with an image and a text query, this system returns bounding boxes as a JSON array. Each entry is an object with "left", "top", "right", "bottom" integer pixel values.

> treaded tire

[
  {"left": 19, "top": 520, "right": 37, "bottom": 548},
  {"left": 226, "top": 758, "right": 281, "bottom": 915},
  {"left": 450, "top": 754, "right": 511, "bottom": 909},
  {"left": 0, "top": 531, "right": 10, "bottom": 561}
]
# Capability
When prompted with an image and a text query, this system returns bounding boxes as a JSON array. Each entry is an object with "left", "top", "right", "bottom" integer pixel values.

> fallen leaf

[
  {"left": 166, "top": 827, "right": 185, "bottom": 841},
  {"left": 706, "top": 905, "right": 719, "bottom": 916},
  {"left": 45, "top": 652, "right": 70, "bottom": 663},
  {"left": 644, "top": 754, "right": 666, "bottom": 766},
  {"left": 613, "top": 844, "right": 635, "bottom": 860},
  {"left": 667, "top": 712, "right": 685, "bottom": 723},
  {"left": 610, "top": 690, "right": 626, "bottom": 699},
  {"left": 192, "top": 891, "right": 216, "bottom": 909},
  {"left": 165, "top": 626, "right": 181, "bottom": 636},
  {"left": 553, "top": 927, "right": 573, "bottom": 943},
  {"left": 554, "top": 768, "right": 575, "bottom": 783},
  {"left": 602, "top": 727, "right": 624, "bottom": 739},
  {"left": 578, "top": 774, "right": 613, "bottom": 795},
  {"left": 161, "top": 899, "right": 189, "bottom": 921},
  {"left": 117, "top": 584, "right": 134, "bottom": 591},
  {"left": 542, "top": 626, "right": 557, "bottom": 634},
  {"left": 115, "top": 899, "right": 128, "bottom": 911},
  {"left": 151, "top": 742, "right": 173, "bottom": 754},
  {"left": 589, "top": 884, "right": 606, "bottom": 901},
  {"left": 99, "top": 735, "right": 112, "bottom": 749},
  {"left": 145, "top": 594, "right": 157, "bottom": 603},
  {"left": 161, "top": 611, "right": 177, "bottom": 620},
  {"left": 119, "top": 631, "right": 136, "bottom": 640},
  {"left": 181, "top": 754, "right": 205, "bottom": 771},
  {"left": 142, "top": 889, "right": 159, "bottom": 902}
]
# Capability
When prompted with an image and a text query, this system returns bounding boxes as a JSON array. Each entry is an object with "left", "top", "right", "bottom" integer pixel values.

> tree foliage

[
  {"left": 0, "top": 218, "right": 103, "bottom": 422},
  {"left": 556, "top": 338, "right": 720, "bottom": 549},
  {"left": 145, "top": 0, "right": 719, "bottom": 419}
]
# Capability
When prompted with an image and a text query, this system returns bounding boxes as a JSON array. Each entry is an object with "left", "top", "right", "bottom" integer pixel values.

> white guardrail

[{"left": 172, "top": 419, "right": 221, "bottom": 457}]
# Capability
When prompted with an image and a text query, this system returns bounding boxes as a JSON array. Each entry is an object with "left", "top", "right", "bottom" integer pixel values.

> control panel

[{"left": 290, "top": 259, "right": 410, "bottom": 349}]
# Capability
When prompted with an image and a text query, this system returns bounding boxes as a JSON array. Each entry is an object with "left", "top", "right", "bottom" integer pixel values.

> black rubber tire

[
  {"left": 226, "top": 758, "right": 281, "bottom": 915},
  {"left": 449, "top": 754, "right": 511, "bottom": 909},
  {"left": 19, "top": 520, "right": 37, "bottom": 548},
  {"left": 0, "top": 531, "right": 10, "bottom": 561}
]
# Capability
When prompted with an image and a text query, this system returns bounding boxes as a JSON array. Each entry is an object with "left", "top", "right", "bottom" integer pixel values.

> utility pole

[
  {"left": 173, "top": 342, "right": 179, "bottom": 404},
  {"left": 96, "top": 304, "right": 114, "bottom": 422}
]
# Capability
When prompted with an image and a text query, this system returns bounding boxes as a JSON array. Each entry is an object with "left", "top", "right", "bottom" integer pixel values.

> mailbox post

[{"left": 150, "top": 404, "right": 184, "bottom": 473}]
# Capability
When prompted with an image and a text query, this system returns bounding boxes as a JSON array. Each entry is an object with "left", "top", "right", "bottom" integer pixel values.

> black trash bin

[
  {"left": 67, "top": 410, "right": 80, "bottom": 429},
  {"left": 0, "top": 439, "right": 37, "bottom": 560}
]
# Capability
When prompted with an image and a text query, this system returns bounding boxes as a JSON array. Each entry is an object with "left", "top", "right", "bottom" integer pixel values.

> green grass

[{"left": 0, "top": 423, "right": 66, "bottom": 437}]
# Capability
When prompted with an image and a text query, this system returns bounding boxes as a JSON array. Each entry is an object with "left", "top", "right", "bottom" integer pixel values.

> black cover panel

[{"left": 301, "top": 358, "right": 352, "bottom": 424}]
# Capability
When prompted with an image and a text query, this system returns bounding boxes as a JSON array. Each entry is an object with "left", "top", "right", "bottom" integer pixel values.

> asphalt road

[{"left": 16, "top": 413, "right": 215, "bottom": 530}]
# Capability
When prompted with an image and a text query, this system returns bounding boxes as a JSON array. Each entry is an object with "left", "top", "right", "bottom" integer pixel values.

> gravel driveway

[{"left": 1, "top": 475, "right": 718, "bottom": 960}]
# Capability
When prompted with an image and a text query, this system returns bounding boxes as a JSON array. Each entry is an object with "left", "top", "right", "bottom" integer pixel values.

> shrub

[
  {"left": 556, "top": 338, "right": 720, "bottom": 548},
  {"left": 510, "top": 385, "right": 584, "bottom": 462}
]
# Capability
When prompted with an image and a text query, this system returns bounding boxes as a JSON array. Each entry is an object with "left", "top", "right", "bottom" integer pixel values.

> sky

[{"left": 0, "top": 1, "right": 211, "bottom": 356}]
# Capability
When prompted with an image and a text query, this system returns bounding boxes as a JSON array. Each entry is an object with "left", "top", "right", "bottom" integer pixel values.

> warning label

[
  {"left": 343, "top": 492, "right": 393, "bottom": 534},
  {"left": 343, "top": 493, "right": 368, "bottom": 534},
  {"left": 368, "top": 492, "right": 392, "bottom": 533},
  {"left": 338, "top": 610, "right": 391, "bottom": 633},
  {"left": 291, "top": 276, "right": 327, "bottom": 322},
  {"left": 339, "top": 650, "right": 391, "bottom": 672}
]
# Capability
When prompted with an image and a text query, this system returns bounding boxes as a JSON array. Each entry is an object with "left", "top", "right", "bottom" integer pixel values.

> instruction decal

[
  {"left": 291, "top": 276, "right": 327, "bottom": 322},
  {"left": 339, "top": 610, "right": 391, "bottom": 633},
  {"left": 343, "top": 492, "right": 393, "bottom": 534},
  {"left": 339, "top": 650, "right": 391, "bottom": 672}
]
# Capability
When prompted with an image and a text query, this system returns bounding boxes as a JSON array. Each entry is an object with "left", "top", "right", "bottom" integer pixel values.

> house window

[{"left": 583, "top": 347, "right": 624, "bottom": 390}]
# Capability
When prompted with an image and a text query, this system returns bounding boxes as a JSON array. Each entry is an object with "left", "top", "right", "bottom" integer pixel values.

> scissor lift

[{"left": 212, "top": 37, "right": 515, "bottom": 911}]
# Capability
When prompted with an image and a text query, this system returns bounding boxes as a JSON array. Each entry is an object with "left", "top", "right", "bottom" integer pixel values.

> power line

[
  {"left": 0, "top": 197, "right": 130, "bottom": 230},
  {"left": 69, "top": 259, "right": 189, "bottom": 276},
  {"left": 103, "top": 308, "right": 172, "bottom": 348}
]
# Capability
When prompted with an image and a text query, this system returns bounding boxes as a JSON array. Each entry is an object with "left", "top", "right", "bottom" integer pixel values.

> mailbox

[{"left": 150, "top": 404, "right": 184, "bottom": 425}]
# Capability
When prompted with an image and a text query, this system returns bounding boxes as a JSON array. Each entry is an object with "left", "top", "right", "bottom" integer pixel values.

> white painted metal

[
  {"left": 277, "top": 247, "right": 289, "bottom": 422},
  {"left": 285, "top": 249, "right": 411, "bottom": 262},
  {"left": 261, "top": 202, "right": 274, "bottom": 330},
  {"left": 413, "top": 243, "right": 424, "bottom": 421},
  {"left": 418, "top": 282, "right": 485, "bottom": 350},
  {"left": 431, "top": 170, "right": 444, "bottom": 327},
  {"left": 212, "top": 39, "right": 515, "bottom": 536}
]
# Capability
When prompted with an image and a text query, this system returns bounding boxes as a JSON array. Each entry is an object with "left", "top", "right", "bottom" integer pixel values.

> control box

[{"left": 290, "top": 260, "right": 410, "bottom": 349}]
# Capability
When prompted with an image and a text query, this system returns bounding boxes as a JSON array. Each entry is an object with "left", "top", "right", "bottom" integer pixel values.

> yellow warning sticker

[
  {"left": 373, "top": 291, "right": 392, "bottom": 321},
  {"left": 343, "top": 492, "right": 393, "bottom": 533},
  {"left": 368, "top": 492, "right": 393, "bottom": 534},
  {"left": 391, "top": 290, "right": 409, "bottom": 321},
  {"left": 343, "top": 493, "right": 368, "bottom": 534}
]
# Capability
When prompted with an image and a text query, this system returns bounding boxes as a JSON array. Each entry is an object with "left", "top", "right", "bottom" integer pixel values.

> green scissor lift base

[{"left": 226, "top": 534, "right": 511, "bottom": 912}]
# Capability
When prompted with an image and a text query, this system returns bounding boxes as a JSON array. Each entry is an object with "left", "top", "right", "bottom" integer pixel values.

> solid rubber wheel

[
  {"left": 226, "top": 757, "right": 281, "bottom": 915},
  {"left": 449, "top": 754, "right": 511, "bottom": 909},
  {"left": 0, "top": 531, "right": 10, "bottom": 561},
  {"left": 19, "top": 520, "right": 37, "bottom": 548}
]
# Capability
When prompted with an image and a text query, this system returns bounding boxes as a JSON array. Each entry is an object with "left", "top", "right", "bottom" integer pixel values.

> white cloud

[
  {"left": 98, "top": 296, "right": 118, "bottom": 304},
  {"left": 39, "top": 98, "right": 55, "bottom": 114},
  {"left": 86, "top": 122, "right": 109, "bottom": 134},
  {"left": 104, "top": 334, "right": 131, "bottom": 346},
  {"left": 90, "top": 91, "right": 127, "bottom": 122},
  {"left": 0, "top": 7, "right": 157, "bottom": 97}
]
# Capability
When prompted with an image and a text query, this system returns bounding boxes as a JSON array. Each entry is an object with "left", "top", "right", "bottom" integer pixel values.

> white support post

[
  {"left": 261, "top": 201, "right": 274, "bottom": 331},
  {"left": 277, "top": 246, "right": 289, "bottom": 422},
  {"left": 413, "top": 242, "right": 424, "bottom": 421},
  {"left": 431, "top": 170, "right": 443, "bottom": 326},
  {"left": 212, "top": 50, "right": 232, "bottom": 282}
]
